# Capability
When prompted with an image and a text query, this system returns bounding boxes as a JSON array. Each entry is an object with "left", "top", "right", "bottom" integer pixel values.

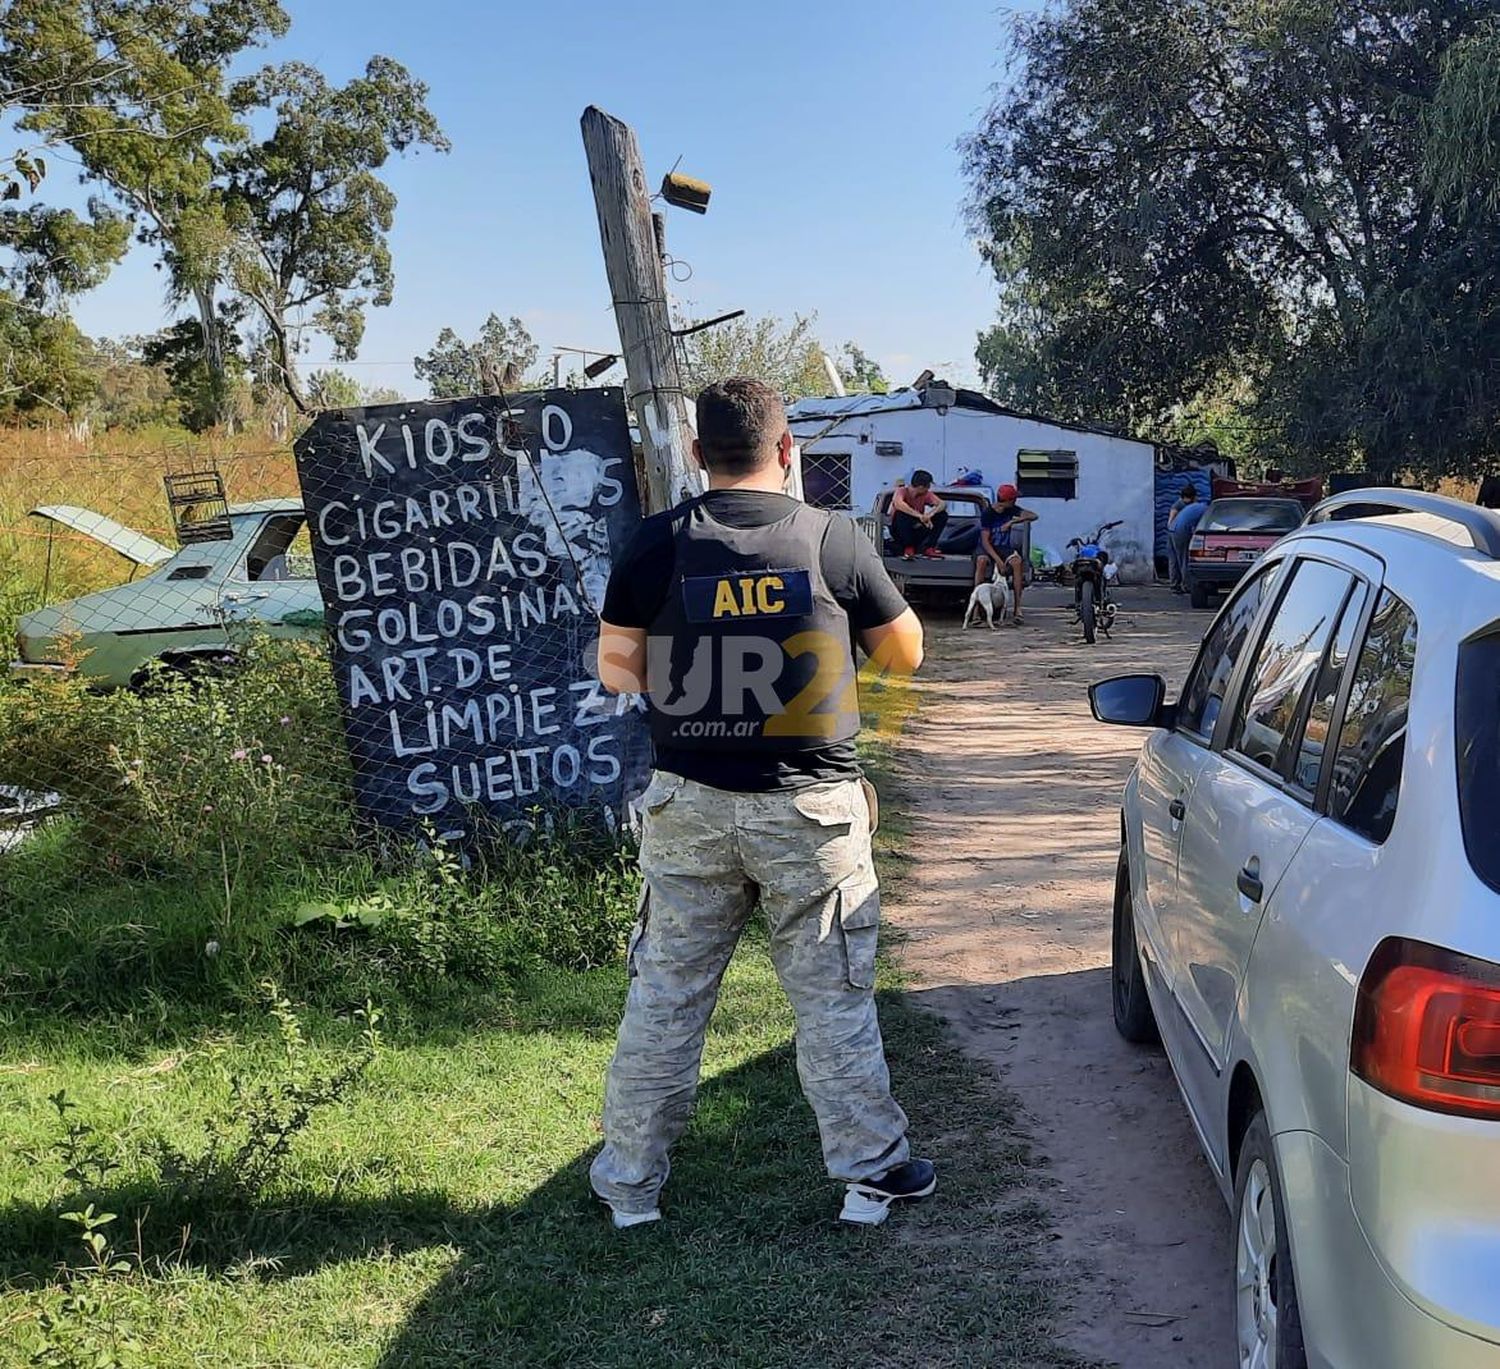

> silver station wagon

[{"left": 1093, "top": 490, "right": 1500, "bottom": 1369}]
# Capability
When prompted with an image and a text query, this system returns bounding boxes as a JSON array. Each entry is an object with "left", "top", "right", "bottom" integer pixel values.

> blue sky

[{"left": 61, "top": 0, "right": 1037, "bottom": 396}]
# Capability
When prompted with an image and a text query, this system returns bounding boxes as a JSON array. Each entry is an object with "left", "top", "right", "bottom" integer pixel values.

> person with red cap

[{"left": 977, "top": 484, "right": 1038, "bottom": 624}]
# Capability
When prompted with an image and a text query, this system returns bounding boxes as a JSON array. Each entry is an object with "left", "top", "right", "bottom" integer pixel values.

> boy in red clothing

[{"left": 889, "top": 470, "right": 949, "bottom": 560}]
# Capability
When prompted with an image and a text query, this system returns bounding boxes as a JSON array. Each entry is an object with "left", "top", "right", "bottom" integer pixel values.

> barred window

[{"left": 802, "top": 449, "right": 853, "bottom": 510}]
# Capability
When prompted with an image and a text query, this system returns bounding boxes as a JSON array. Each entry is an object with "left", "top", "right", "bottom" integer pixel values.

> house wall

[{"left": 793, "top": 405, "right": 1158, "bottom": 583}]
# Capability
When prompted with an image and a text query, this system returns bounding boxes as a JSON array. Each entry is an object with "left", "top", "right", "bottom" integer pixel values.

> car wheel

[
  {"left": 1234, "top": 1112, "right": 1308, "bottom": 1369},
  {"left": 1189, "top": 580, "right": 1212, "bottom": 610},
  {"left": 1111, "top": 850, "right": 1159, "bottom": 1044},
  {"left": 131, "top": 650, "right": 239, "bottom": 693}
]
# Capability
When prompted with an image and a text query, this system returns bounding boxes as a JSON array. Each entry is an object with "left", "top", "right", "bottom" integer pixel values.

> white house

[{"left": 788, "top": 385, "right": 1159, "bottom": 582}]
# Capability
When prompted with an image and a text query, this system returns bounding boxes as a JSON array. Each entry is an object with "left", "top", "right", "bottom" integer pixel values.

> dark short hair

[
  {"left": 1181, "top": 483, "right": 1197, "bottom": 498},
  {"left": 695, "top": 378, "right": 787, "bottom": 476},
  {"left": 910, "top": 469, "right": 934, "bottom": 488}
]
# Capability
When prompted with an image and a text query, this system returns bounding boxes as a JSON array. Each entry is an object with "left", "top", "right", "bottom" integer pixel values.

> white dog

[{"left": 964, "top": 577, "right": 1014, "bottom": 630}]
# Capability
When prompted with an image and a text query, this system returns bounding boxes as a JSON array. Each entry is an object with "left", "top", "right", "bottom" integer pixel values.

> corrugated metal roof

[{"left": 787, "top": 388, "right": 1154, "bottom": 447}]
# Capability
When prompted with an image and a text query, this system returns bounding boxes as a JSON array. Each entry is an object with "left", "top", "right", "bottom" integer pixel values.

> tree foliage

[
  {"left": 87, "top": 336, "right": 177, "bottom": 428},
  {"left": 0, "top": 0, "right": 290, "bottom": 426},
  {"left": 836, "top": 341, "right": 888, "bottom": 394},
  {"left": 140, "top": 304, "right": 247, "bottom": 432},
  {"left": 1424, "top": 18, "right": 1500, "bottom": 214},
  {"left": 966, "top": 0, "right": 1500, "bottom": 478},
  {"left": 0, "top": 3, "right": 442, "bottom": 430},
  {"left": 223, "top": 57, "right": 448, "bottom": 412},
  {"left": 678, "top": 311, "right": 831, "bottom": 400},
  {"left": 0, "top": 0, "right": 240, "bottom": 197},
  {"left": 0, "top": 199, "right": 129, "bottom": 420},
  {"left": 0, "top": 202, "right": 129, "bottom": 304},
  {"left": 0, "top": 299, "right": 96, "bottom": 420},
  {"left": 305, "top": 367, "right": 363, "bottom": 410},
  {"left": 413, "top": 314, "right": 538, "bottom": 399}
]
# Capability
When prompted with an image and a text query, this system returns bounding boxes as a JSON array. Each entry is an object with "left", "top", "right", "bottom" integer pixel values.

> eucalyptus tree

[{"left": 222, "top": 57, "right": 448, "bottom": 412}]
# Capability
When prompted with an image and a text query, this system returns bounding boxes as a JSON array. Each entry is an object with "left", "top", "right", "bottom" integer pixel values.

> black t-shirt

[{"left": 602, "top": 490, "right": 909, "bottom": 792}]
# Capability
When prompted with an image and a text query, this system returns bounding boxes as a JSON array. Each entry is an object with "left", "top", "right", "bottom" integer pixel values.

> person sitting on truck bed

[
  {"left": 890, "top": 471, "right": 948, "bottom": 561},
  {"left": 977, "top": 484, "right": 1038, "bottom": 625}
]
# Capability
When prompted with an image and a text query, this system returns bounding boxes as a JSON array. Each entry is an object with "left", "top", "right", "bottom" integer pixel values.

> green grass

[
  {"left": 0, "top": 745, "right": 1078, "bottom": 1367},
  {"left": 1, "top": 960, "right": 1070, "bottom": 1367}
]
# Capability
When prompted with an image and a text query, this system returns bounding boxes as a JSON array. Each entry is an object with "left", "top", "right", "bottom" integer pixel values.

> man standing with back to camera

[{"left": 590, "top": 377, "right": 934, "bottom": 1229}]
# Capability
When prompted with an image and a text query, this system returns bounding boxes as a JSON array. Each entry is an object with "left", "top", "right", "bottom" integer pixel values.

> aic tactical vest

[{"left": 646, "top": 496, "right": 860, "bottom": 754}]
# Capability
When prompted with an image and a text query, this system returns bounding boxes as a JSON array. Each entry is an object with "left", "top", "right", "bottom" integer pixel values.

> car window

[
  {"left": 245, "top": 515, "right": 315, "bottom": 581},
  {"left": 1292, "top": 585, "right": 1367, "bottom": 794},
  {"left": 1327, "top": 591, "right": 1418, "bottom": 844},
  {"left": 1178, "top": 561, "right": 1282, "bottom": 740},
  {"left": 1201, "top": 500, "right": 1304, "bottom": 534},
  {"left": 1226, "top": 560, "right": 1355, "bottom": 783},
  {"left": 939, "top": 501, "right": 985, "bottom": 526},
  {"left": 1457, "top": 629, "right": 1500, "bottom": 894},
  {"left": 936, "top": 504, "right": 984, "bottom": 554}
]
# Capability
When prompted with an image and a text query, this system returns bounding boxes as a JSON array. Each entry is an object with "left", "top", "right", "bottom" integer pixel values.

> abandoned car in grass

[{"left": 9, "top": 501, "right": 323, "bottom": 688}]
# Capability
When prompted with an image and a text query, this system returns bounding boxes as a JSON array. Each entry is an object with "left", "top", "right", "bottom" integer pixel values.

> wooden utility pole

[{"left": 581, "top": 106, "right": 701, "bottom": 515}]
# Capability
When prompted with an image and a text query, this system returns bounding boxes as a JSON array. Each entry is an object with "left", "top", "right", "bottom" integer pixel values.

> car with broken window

[
  {"left": 9, "top": 500, "right": 324, "bottom": 689},
  {"left": 1092, "top": 489, "right": 1500, "bottom": 1369}
]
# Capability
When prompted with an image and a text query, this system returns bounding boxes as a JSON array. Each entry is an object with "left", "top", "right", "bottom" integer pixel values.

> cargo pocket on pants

[
  {"left": 835, "top": 873, "right": 881, "bottom": 990},
  {"left": 626, "top": 883, "right": 651, "bottom": 979},
  {"left": 641, "top": 771, "right": 684, "bottom": 815},
  {"left": 791, "top": 782, "right": 859, "bottom": 828}
]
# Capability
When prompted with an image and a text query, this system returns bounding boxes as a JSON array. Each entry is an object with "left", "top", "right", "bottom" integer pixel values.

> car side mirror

[{"left": 1089, "top": 674, "right": 1173, "bottom": 729}]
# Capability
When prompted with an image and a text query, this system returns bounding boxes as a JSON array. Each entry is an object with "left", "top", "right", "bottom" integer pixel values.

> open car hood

[{"left": 29, "top": 505, "right": 174, "bottom": 567}]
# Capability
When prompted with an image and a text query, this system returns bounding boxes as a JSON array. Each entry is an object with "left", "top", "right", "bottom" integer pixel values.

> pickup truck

[{"left": 856, "top": 486, "right": 1030, "bottom": 599}]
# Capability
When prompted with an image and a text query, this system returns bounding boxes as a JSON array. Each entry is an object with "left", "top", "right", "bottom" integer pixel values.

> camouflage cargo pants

[{"left": 589, "top": 771, "right": 911, "bottom": 1216}]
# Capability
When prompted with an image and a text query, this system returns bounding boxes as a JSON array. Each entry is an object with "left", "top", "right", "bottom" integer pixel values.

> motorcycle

[{"left": 1066, "top": 519, "right": 1124, "bottom": 644}]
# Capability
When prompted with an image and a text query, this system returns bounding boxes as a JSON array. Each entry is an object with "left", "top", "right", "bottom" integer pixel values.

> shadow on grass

[{"left": 0, "top": 995, "right": 1081, "bottom": 1369}]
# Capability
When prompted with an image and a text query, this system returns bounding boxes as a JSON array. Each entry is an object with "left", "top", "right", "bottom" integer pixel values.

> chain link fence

[
  {"left": 0, "top": 390, "right": 648, "bottom": 887},
  {"left": 1, "top": 441, "right": 350, "bottom": 875}
]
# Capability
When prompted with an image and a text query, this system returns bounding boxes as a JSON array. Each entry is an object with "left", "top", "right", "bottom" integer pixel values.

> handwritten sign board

[{"left": 293, "top": 387, "right": 650, "bottom": 837}]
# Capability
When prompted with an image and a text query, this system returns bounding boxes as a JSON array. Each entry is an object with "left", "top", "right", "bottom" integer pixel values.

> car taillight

[{"left": 1352, "top": 938, "right": 1500, "bottom": 1121}]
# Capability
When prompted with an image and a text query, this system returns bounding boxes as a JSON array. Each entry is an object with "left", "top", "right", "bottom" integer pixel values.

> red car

[{"left": 1186, "top": 496, "right": 1306, "bottom": 607}]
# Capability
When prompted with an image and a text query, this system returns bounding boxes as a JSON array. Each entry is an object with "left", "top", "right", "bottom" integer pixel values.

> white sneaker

[
  {"left": 610, "top": 1206, "right": 661, "bottom": 1230},
  {"left": 839, "top": 1159, "right": 938, "bottom": 1227}
]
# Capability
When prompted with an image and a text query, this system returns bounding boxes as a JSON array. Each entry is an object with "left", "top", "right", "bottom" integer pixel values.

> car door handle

[
  {"left": 1169, "top": 799, "right": 1187, "bottom": 822},
  {"left": 1237, "top": 865, "right": 1264, "bottom": 904}
]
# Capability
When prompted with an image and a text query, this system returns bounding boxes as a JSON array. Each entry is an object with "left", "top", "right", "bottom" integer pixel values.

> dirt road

[{"left": 886, "top": 585, "right": 1233, "bottom": 1368}]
